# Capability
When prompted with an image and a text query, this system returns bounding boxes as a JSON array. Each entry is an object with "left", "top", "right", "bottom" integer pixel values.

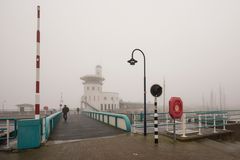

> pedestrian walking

[{"left": 62, "top": 105, "right": 69, "bottom": 122}]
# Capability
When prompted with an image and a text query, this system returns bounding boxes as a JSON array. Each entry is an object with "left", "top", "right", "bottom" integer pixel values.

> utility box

[{"left": 17, "top": 119, "right": 41, "bottom": 149}]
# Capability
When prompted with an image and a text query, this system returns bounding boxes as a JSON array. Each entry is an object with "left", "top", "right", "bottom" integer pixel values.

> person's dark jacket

[{"left": 62, "top": 106, "right": 69, "bottom": 114}]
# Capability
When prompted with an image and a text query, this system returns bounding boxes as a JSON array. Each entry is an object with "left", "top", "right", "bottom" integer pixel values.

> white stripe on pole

[
  {"left": 36, "top": 69, "right": 40, "bottom": 80},
  {"left": 37, "top": 19, "right": 40, "bottom": 29},
  {"left": 37, "top": 43, "right": 40, "bottom": 53},
  {"left": 35, "top": 94, "right": 40, "bottom": 104},
  {"left": 35, "top": 114, "right": 40, "bottom": 119}
]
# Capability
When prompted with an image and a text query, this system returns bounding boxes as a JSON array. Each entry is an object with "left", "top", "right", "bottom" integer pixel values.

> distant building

[
  {"left": 118, "top": 101, "right": 155, "bottom": 114},
  {"left": 80, "top": 65, "right": 119, "bottom": 111},
  {"left": 16, "top": 103, "right": 34, "bottom": 112}
]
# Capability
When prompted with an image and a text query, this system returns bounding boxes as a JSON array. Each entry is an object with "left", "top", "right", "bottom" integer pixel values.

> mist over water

[{"left": 1, "top": 0, "right": 240, "bottom": 110}]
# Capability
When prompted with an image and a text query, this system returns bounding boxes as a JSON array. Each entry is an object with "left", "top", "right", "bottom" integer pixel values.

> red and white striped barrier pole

[{"left": 35, "top": 6, "right": 40, "bottom": 119}]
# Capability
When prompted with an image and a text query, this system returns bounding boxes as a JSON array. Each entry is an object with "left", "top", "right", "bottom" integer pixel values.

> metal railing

[
  {"left": 45, "top": 111, "right": 62, "bottom": 140},
  {"left": 0, "top": 118, "right": 17, "bottom": 149},
  {"left": 0, "top": 111, "right": 62, "bottom": 150},
  {"left": 83, "top": 111, "right": 131, "bottom": 132},
  {"left": 81, "top": 101, "right": 99, "bottom": 111},
  {"left": 131, "top": 110, "right": 240, "bottom": 136}
]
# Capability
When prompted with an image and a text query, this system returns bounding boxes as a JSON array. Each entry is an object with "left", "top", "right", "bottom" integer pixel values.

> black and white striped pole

[
  {"left": 150, "top": 84, "right": 162, "bottom": 144},
  {"left": 154, "top": 97, "right": 158, "bottom": 144}
]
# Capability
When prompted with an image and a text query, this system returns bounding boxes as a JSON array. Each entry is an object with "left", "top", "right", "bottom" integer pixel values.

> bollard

[
  {"left": 213, "top": 114, "right": 217, "bottom": 133},
  {"left": 6, "top": 120, "right": 10, "bottom": 149},
  {"left": 154, "top": 97, "right": 158, "bottom": 144},
  {"left": 181, "top": 113, "right": 187, "bottom": 137},
  {"left": 198, "top": 114, "right": 202, "bottom": 135}
]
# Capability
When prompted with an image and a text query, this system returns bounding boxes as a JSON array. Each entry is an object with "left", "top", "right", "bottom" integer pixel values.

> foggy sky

[{"left": 1, "top": 0, "right": 240, "bottom": 110}]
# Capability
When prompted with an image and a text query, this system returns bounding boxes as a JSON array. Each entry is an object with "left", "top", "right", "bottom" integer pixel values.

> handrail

[
  {"left": 0, "top": 118, "right": 17, "bottom": 149},
  {"left": 131, "top": 110, "right": 240, "bottom": 135},
  {"left": 0, "top": 118, "right": 17, "bottom": 140},
  {"left": 45, "top": 111, "right": 62, "bottom": 140},
  {"left": 83, "top": 111, "right": 131, "bottom": 132},
  {"left": 82, "top": 101, "right": 99, "bottom": 111}
]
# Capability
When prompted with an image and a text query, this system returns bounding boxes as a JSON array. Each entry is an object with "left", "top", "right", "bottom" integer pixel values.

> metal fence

[
  {"left": 0, "top": 118, "right": 17, "bottom": 149},
  {"left": 0, "top": 111, "right": 62, "bottom": 150},
  {"left": 131, "top": 110, "right": 240, "bottom": 136}
]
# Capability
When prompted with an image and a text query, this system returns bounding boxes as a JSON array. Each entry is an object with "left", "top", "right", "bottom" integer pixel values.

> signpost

[
  {"left": 150, "top": 84, "right": 162, "bottom": 144},
  {"left": 169, "top": 97, "right": 183, "bottom": 141}
]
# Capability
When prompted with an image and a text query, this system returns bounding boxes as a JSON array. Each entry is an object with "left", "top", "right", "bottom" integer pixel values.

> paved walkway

[
  {"left": 49, "top": 113, "right": 125, "bottom": 141},
  {"left": 1, "top": 134, "right": 240, "bottom": 160},
  {"left": 1, "top": 119, "right": 240, "bottom": 160}
]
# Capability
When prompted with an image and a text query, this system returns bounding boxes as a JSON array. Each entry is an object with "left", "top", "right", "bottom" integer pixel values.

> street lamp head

[{"left": 127, "top": 57, "right": 137, "bottom": 65}]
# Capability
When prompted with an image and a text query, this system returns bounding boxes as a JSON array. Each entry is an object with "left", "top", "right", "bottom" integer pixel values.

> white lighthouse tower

[{"left": 80, "top": 66, "right": 119, "bottom": 111}]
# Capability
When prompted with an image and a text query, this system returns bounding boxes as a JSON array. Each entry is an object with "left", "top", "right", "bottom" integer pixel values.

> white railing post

[
  {"left": 198, "top": 114, "right": 202, "bottom": 135},
  {"left": 223, "top": 113, "right": 226, "bottom": 130},
  {"left": 42, "top": 117, "right": 46, "bottom": 143},
  {"left": 213, "top": 114, "right": 217, "bottom": 133},
  {"left": 205, "top": 114, "right": 207, "bottom": 128},
  {"left": 133, "top": 114, "right": 136, "bottom": 133},
  {"left": 225, "top": 112, "right": 228, "bottom": 125},
  {"left": 166, "top": 114, "right": 169, "bottom": 131},
  {"left": 6, "top": 120, "right": 10, "bottom": 149},
  {"left": 181, "top": 113, "right": 187, "bottom": 137}
]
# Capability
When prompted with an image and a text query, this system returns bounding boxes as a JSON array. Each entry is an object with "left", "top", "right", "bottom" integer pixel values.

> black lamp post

[{"left": 128, "top": 48, "right": 147, "bottom": 136}]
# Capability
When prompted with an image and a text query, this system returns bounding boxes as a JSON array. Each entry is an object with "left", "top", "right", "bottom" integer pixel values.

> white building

[
  {"left": 80, "top": 65, "right": 119, "bottom": 111},
  {"left": 16, "top": 103, "right": 34, "bottom": 113}
]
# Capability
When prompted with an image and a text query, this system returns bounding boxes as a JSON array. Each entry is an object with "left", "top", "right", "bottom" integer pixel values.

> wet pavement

[
  {"left": 1, "top": 116, "right": 240, "bottom": 160},
  {"left": 49, "top": 113, "right": 125, "bottom": 141},
  {"left": 1, "top": 134, "right": 240, "bottom": 160}
]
